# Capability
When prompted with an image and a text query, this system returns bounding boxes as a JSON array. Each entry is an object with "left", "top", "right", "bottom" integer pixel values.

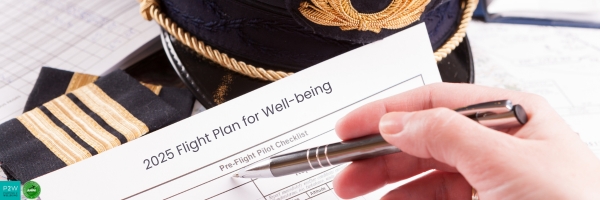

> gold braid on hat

[
  {"left": 298, "top": 0, "right": 431, "bottom": 33},
  {"left": 137, "top": 0, "right": 478, "bottom": 81}
]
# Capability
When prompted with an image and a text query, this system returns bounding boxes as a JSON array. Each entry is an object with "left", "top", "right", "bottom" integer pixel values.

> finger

[
  {"left": 335, "top": 82, "right": 555, "bottom": 140},
  {"left": 333, "top": 153, "right": 456, "bottom": 199},
  {"left": 335, "top": 100, "right": 387, "bottom": 140},
  {"left": 379, "top": 108, "right": 519, "bottom": 180},
  {"left": 381, "top": 171, "right": 471, "bottom": 200}
]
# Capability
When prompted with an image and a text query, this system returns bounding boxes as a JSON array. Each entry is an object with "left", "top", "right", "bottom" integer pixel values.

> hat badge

[{"left": 299, "top": 0, "right": 430, "bottom": 33}]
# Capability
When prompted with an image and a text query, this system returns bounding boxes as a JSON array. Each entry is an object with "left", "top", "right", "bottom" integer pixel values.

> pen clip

[{"left": 454, "top": 100, "right": 513, "bottom": 116}]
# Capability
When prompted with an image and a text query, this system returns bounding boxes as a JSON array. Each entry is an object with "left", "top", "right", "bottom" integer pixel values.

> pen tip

[{"left": 232, "top": 173, "right": 239, "bottom": 178}]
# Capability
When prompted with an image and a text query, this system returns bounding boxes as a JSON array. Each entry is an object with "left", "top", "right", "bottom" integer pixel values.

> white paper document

[
  {"left": 33, "top": 23, "right": 442, "bottom": 199},
  {"left": 486, "top": 0, "right": 600, "bottom": 24},
  {"left": 468, "top": 21, "right": 600, "bottom": 159},
  {"left": 0, "top": 0, "right": 160, "bottom": 124}
]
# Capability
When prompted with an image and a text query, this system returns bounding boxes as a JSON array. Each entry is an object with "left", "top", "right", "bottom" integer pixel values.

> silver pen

[{"left": 233, "top": 100, "right": 528, "bottom": 178}]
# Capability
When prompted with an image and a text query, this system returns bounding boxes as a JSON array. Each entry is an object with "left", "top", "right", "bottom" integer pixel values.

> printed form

[{"left": 34, "top": 24, "right": 442, "bottom": 199}]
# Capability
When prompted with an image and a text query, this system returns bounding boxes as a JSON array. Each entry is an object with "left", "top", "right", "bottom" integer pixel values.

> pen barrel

[
  {"left": 262, "top": 101, "right": 528, "bottom": 178},
  {"left": 269, "top": 135, "right": 399, "bottom": 177}
]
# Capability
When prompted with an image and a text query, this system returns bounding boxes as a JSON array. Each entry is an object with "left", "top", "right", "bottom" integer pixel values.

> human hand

[{"left": 333, "top": 82, "right": 600, "bottom": 199}]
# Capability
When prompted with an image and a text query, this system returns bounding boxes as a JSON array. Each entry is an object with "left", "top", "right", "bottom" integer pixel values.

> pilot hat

[{"left": 138, "top": 0, "right": 477, "bottom": 108}]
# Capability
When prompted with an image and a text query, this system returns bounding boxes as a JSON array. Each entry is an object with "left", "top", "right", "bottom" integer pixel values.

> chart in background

[
  {"left": 468, "top": 21, "right": 600, "bottom": 158},
  {"left": 0, "top": 0, "right": 160, "bottom": 124}
]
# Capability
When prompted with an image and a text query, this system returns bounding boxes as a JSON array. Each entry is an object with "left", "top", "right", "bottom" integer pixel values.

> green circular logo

[{"left": 23, "top": 181, "right": 41, "bottom": 199}]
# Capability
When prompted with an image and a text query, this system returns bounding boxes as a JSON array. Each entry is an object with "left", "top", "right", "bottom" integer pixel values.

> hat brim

[{"left": 161, "top": 29, "right": 474, "bottom": 109}]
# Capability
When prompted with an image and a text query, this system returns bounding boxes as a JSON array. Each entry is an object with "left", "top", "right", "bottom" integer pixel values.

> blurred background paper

[
  {"left": 468, "top": 21, "right": 600, "bottom": 159},
  {"left": 0, "top": 0, "right": 160, "bottom": 124},
  {"left": 477, "top": 0, "right": 600, "bottom": 28},
  {"left": 488, "top": 0, "right": 600, "bottom": 23}
]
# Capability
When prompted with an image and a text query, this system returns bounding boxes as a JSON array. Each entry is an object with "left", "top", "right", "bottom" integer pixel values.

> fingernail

[{"left": 379, "top": 112, "right": 411, "bottom": 135}]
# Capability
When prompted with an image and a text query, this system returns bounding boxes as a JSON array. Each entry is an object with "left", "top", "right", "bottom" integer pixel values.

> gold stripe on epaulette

[
  {"left": 72, "top": 84, "right": 149, "bottom": 142},
  {"left": 67, "top": 73, "right": 163, "bottom": 95},
  {"left": 17, "top": 108, "right": 92, "bottom": 165},
  {"left": 66, "top": 73, "right": 99, "bottom": 93},
  {"left": 140, "top": 82, "right": 163, "bottom": 95},
  {"left": 299, "top": 0, "right": 430, "bottom": 33},
  {"left": 44, "top": 95, "right": 121, "bottom": 154}
]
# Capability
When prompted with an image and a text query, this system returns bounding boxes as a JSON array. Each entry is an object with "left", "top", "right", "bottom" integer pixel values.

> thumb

[{"left": 379, "top": 108, "right": 518, "bottom": 169}]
